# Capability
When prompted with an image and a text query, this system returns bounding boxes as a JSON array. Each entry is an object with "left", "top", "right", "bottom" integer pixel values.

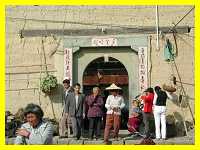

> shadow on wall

[
  {"left": 42, "top": 83, "right": 64, "bottom": 120},
  {"left": 166, "top": 112, "right": 194, "bottom": 138},
  {"left": 166, "top": 114, "right": 177, "bottom": 137},
  {"left": 170, "top": 92, "right": 190, "bottom": 108},
  {"left": 47, "top": 83, "right": 64, "bottom": 104},
  {"left": 42, "top": 84, "right": 64, "bottom": 136}
]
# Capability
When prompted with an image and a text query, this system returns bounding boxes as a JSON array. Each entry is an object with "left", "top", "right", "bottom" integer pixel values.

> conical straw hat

[{"left": 105, "top": 83, "right": 121, "bottom": 90}]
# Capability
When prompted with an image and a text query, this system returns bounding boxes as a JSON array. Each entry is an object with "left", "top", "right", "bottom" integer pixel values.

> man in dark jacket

[
  {"left": 66, "top": 83, "right": 85, "bottom": 140},
  {"left": 59, "top": 77, "right": 73, "bottom": 138},
  {"left": 86, "top": 86, "right": 104, "bottom": 140}
]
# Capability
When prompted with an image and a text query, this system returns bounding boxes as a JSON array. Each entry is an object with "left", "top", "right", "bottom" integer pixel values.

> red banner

[
  {"left": 138, "top": 47, "right": 148, "bottom": 93},
  {"left": 64, "top": 48, "right": 73, "bottom": 85}
]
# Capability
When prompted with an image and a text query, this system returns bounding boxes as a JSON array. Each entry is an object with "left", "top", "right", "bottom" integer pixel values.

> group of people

[
  {"left": 14, "top": 76, "right": 174, "bottom": 145},
  {"left": 59, "top": 77, "right": 125, "bottom": 144},
  {"left": 139, "top": 86, "right": 174, "bottom": 140}
]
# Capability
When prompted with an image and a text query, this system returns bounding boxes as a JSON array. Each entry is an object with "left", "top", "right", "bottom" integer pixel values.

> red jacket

[{"left": 141, "top": 93, "right": 154, "bottom": 113}]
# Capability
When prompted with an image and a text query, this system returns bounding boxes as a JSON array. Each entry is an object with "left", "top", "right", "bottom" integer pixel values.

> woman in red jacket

[{"left": 140, "top": 87, "right": 154, "bottom": 138}]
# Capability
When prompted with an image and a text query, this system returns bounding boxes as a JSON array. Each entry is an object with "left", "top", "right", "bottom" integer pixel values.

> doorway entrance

[{"left": 83, "top": 56, "right": 129, "bottom": 129}]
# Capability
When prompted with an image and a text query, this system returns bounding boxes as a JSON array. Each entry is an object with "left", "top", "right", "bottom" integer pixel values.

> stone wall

[{"left": 6, "top": 6, "right": 194, "bottom": 127}]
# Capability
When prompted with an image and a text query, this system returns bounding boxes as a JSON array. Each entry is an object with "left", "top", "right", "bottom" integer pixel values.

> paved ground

[{"left": 6, "top": 129, "right": 194, "bottom": 145}]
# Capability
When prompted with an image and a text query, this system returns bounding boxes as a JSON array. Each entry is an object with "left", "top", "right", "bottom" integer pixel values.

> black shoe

[
  {"left": 95, "top": 136, "right": 101, "bottom": 140},
  {"left": 59, "top": 136, "right": 67, "bottom": 139},
  {"left": 71, "top": 136, "right": 76, "bottom": 139},
  {"left": 76, "top": 137, "right": 80, "bottom": 140}
]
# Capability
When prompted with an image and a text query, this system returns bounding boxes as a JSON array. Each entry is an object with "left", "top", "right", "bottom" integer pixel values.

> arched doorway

[{"left": 83, "top": 56, "right": 129, "bottom": 129}]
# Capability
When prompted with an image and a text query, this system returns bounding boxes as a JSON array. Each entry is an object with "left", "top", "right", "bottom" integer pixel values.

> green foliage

[{"left": 40, "top": 74, "right": 58, "bottom": 94}]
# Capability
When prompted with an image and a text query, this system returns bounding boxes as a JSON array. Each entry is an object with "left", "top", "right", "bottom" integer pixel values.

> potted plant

[{"left": 40, "top": 74, "right": 58, "bottom": 94}]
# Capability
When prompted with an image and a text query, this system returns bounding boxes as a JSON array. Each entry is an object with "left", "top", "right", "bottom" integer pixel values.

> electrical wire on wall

[
  {"left": 155, "top": 5, "right": 159, "bottom": 51},
  {"left": 153, "top": 6, "right": 195, "bottom": 133},
  {"left": 148, "top": 35, "right": 153, "bottom": 86}
]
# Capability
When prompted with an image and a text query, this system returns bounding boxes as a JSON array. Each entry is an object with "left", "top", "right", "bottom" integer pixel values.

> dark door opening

[{"left": 82, "top": 57, "right": 129, "bottom": 129}]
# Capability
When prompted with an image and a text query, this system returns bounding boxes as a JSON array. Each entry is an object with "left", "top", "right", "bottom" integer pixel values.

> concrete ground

[{"left": 6, "top": 129, "right": 194, "bottom": 145}]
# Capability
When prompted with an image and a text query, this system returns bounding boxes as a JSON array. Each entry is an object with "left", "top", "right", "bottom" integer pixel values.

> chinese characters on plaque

[{"left": 92, "top": 38, "right": 117, "bottom": 47}]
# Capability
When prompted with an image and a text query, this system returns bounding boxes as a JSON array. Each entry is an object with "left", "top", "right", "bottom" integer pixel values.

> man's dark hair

[
  {"left": 74, "top": 83, "right": 81, "bottom": 87},
  {"left": 24, "top": 103, "right": 44, "bottom": 120},
  {"left": 154, "top": 86, "right": 161, "bottom": 92},
  {"left": 63, "top": 79, "right": 70, "bottom": 84},
  {"left": 144, "top": 87, "right": 154, "bottom": 94}
]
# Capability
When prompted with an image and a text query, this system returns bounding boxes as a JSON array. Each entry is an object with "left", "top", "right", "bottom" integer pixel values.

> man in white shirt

[{"left": 104, "top": 83, "right": 125, "bottom": 144}]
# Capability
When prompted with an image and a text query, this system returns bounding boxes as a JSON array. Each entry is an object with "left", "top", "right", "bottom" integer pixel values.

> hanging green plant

[{"left": 40, "top": 74, "right": 58, "bottom": 94}]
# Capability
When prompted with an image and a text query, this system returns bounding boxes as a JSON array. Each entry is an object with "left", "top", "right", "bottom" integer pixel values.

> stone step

[{"left": 6, "top": 129, "right": 194, "bottom": 145}]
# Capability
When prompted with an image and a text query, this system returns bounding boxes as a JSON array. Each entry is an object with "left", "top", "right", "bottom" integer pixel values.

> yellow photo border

[{"left": 1, "top": 0, "right": 198, "bottom": 150}]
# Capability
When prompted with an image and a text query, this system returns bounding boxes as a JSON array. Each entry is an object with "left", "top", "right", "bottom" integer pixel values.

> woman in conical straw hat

[{"left": 103, "top": 83, "right": 125, "bottom": 144}]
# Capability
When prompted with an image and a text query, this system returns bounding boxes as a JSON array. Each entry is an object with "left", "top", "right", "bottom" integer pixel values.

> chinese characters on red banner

[
  {"left": 64, "top": 48, "right": 73, "bottom": 85},
  {"left": 64, "top": 40, "right": 147, "bottom": 93},
  {"left": 138, "top": 47, "right": 148, "bottom": 93}
]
